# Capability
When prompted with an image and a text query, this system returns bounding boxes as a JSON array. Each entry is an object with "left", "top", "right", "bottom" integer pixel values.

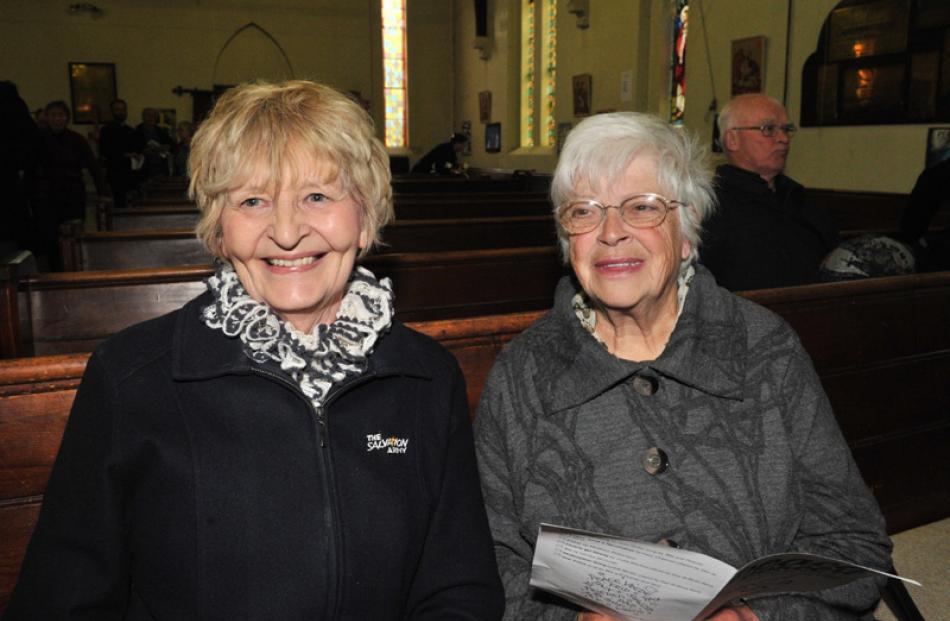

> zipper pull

[{"left": 315, "top": 406, "right": 327, "bottom": 448}]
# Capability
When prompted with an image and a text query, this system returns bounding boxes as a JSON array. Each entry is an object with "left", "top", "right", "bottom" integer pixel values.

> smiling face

[
  {"left": 220, "top": 154, "right": 368, "bottom": 333},
  {"left": 568, "top": 154, "right": 690, "bottom": 321},
  {"left": 723, "top": 96, "right": 791, "bottom": 184}
]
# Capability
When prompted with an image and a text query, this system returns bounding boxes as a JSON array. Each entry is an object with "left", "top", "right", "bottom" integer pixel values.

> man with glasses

[{"left": 700, "top": 94, "right": 838, "bottom": 290}]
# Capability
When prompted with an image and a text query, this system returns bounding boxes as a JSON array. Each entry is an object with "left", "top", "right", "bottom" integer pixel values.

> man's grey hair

[
  {"left": 717, "top": 93, "right": 785, "bottom": 135},
  {"left": 551, "top": 111, "right": 715, "bottom": 265}
]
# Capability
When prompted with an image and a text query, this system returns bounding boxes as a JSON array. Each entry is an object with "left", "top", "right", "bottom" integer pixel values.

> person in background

[
  {"left": 899, "top": 157, "right": 950, "bottom": 272},
  {"left": 173, "top": 120, "right": 195, "bottom": 177},
  {"left": 33, "top": 108, "right": 48, "bottom": 130},
  {"left": 700, "top": 94, "right": 838, "bottom": 290},
  {"left": 4, "top": 80, "right": 503, "bottom": 620},
  {"left": 0, "top": 81, "right": 39, "bottom": 253},
  {"left": 411, "top": 132, "right": 467, "bottom": 175},
  {"left": 99, "top": 98, "right": 144, "bottom": 207},
  {"left": 474, "top": 112, "right": 891, "bottom": 621},
  {"left": 136, "top": 106, "right": 173, "bottom": 180},
  {"left": 32, "top": 100, "right": 106, "bottom": 269}
]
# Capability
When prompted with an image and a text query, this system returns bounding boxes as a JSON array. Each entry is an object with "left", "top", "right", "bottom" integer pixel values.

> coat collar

[
  {"left": 538, "top": 266, "right": 748, "bottom": 415},
  {"left": 171, "top": 291, "right": 429, "bottom": 382},
  {"left": 715, "top": 164, "right": 803, "bottom": 202}
]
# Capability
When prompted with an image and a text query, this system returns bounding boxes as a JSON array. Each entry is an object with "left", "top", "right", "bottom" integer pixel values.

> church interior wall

[
  {"left": 683, "top": 0, "right": 926, "bottom": 194},
  {"left": 454, "top": 0, "right": 927, "bottom": 195},
  {"left": 0, "top": 0, "right": 453, "bottom": 160},
  {"left": 0, "top": 0, "right": 930, "bottom": 194}
]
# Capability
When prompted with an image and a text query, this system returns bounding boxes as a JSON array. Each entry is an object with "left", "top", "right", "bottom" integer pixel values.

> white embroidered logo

[{"left": 366, "top": 433, "right": 410, "bottom": 454}]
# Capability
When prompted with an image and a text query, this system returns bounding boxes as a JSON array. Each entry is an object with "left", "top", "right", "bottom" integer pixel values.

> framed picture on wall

[
  {"left": 572, "top": 74, "right": 592, "bottom": 116},
  {"left": 925, "top": 127, "right": 950, "bottom": 168},
  {"left": 479, "top": 91, "right": 492, "bottom": 123},
  {"left": 68, "top": 62, "right": 116, "bottom": 124},
  {"left": 485, "top": 122, "right": 501, "bottom": 153},
  {"left": 731, "top": 36, "right": 766, "bottom": 95}
]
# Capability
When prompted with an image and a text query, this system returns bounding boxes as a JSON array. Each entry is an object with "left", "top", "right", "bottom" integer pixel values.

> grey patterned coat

[{"left": 474, "top": 266, "right": 891, "bottom": 620}]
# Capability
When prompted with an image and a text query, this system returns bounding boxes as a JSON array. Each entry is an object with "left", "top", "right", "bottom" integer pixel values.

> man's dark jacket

[
  {"left": 700, "top": 164, "right": 838, "bottom": 291},
  {"left": 5, "top": 293, "right": 504, "bottom": 620}
]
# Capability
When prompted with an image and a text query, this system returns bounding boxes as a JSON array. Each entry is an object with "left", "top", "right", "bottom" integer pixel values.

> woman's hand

[
  {"left": 704, "top": 604, "right": 760, "bottom": 621},
  {"left": 578, "top": 613, "right": 620, "bottom": 621}
]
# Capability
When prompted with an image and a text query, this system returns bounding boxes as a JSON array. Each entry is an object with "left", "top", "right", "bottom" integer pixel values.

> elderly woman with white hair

[
  {"left": 6, "top": 81, "right": 503, "bottom": 620},
  {"left": 473, "top": 112, "right": 891, "bottom": 621}
]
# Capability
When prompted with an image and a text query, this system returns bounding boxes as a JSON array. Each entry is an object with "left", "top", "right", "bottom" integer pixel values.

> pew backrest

[
  {"left": 66, "top": 216, "right": 558, "bottom": 270},
  {"left": 99, "top": 193, "right": 553, "bottom": 231},
  {"left": 1, "top": 247, "right": 564, "bottom": 357},
  {"left": 2, "top": 272, "right": 948, "bottom": 610}
]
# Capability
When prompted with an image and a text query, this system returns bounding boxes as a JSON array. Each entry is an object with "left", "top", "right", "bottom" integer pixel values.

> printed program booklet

[{"left": 530, "top": 523, "right": 919, "bottom": 621}]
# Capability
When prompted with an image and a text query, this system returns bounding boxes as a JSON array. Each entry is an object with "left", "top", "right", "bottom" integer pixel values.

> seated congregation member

[
  {"left": 5, "top": 81, "right": 503, "bottom": 621},
  {"left": 136, "top": 106, "right": 173, "bottom": 180},
  {"left": 474, "top": 112, "right": 892, "bottom": 621},
  {"left": 700, "top": 94, "right": 838, "bottom": 290},
  {"left": 899, "top": 157, "right": 950, "bottom": 272},
  {"left": 410, "top": 132, "right": 467, "bottom": 175},
  {"left": 33, "top": 100, "right": 106, "bottom": 269},
  {"left": 99, "top": 98, "right": 144, "bottom": 207}
]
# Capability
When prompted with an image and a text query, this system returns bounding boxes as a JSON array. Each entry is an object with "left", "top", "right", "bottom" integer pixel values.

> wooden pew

[
  {"left": 2, "top": 272, "right": 949, "bottom": 610},
  {"left": 391, "top": 173, "right": 550, "bottom": 194},
  {"left": 99, "top": 193, "right": 552, "bottom": 231},
  {"left": 0, "top": 247, "right": 564, "bottom": 358},
  {"left": 64, "top": 215, "right": 558, "bottom": 270},
  {"left": 807, "top": 187, "right": 950, "bottom": 238},
  {"left": 133, "top": 174, "right": 553, "bottom": 198}
]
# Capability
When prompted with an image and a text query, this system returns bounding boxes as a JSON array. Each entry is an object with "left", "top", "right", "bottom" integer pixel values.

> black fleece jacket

[{"left": 5, "top": 293, "right": 503, "bottom": 621}]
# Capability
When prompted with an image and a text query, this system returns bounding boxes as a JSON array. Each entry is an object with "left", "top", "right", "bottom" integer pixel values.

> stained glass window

[
  {"left": 520, "top": 0, "right": 557, "bottom": 148},
  {"left": 670, "top": 0, "right": 689, "bottom": 124},
  {"left": 382, "top": 0, "right": 407, "bottom": 148}
]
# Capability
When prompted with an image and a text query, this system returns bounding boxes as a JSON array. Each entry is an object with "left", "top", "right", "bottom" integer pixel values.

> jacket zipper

[{"left": 249, "top": 366, "right": 377, "bottom": 619}]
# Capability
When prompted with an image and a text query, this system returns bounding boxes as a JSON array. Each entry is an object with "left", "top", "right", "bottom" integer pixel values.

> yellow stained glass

[
  {"left": 540, "top": 0, "right": 557, "bottom": 146},
  {"left": 382, "top": 0, "right": 407, "bottom": 148},
  {"left": 520, "top": 0, "right": 556, "bottom": 148}
]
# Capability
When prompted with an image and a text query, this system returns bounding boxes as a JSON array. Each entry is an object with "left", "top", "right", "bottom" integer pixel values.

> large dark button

[
  {"left": 643, "top": 447, "right": 669, "bottom": 475},
  {"left": 631, "top": 374, "right": 658, "bottom": 396}
]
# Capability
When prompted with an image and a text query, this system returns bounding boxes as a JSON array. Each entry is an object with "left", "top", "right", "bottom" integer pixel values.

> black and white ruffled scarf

[
  {"left": 573, "top": 263, "right": 695, "bottom": 346},
  {"left": 201, "top": 263, "right": 394, "bottom": 410}
]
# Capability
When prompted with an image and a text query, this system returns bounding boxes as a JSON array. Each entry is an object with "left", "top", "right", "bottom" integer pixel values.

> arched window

[
  {"left": 520, "top": 0, "right": 557, "bottom": 148},
  {"left": 382, "top": 0, "right": 408, "bottom": 148}
]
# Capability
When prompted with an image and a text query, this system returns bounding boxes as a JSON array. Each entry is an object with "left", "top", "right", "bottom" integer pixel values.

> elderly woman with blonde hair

[
  {"left": 474, "top": 112, "right": 892, "bottom": 621},
  {"left": 6, "top": 81, "right": 503, "bottom": 620}
]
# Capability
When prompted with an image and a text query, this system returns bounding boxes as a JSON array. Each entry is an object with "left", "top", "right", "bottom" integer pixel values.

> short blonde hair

[{"left": 189, "top": 80, "right": 393, "bottom": 259}]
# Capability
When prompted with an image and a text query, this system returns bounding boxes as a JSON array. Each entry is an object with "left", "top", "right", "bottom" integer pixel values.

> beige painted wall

[
  {"left": 453, "top": 0, "right": 928, "bottom": 193},
  {"left": 1, "top": 0, "right": 453, "bottom": 156},
  {"left": 682, "top": 0, "right": 927, "bottom": 194},
  {"left": 2, "top": 0, "right": 931, "bottom": 192},
  {"left": 454, "top": 0, "right": 660, "bottom": 172}
]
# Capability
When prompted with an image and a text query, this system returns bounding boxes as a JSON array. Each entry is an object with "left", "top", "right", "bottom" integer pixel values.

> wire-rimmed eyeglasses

[
  {"left": 729, "top": 123, "right": 797, "bottom": 138},
  {"left": 558, "top": 194, "right": 684, "bottom": 235}
]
